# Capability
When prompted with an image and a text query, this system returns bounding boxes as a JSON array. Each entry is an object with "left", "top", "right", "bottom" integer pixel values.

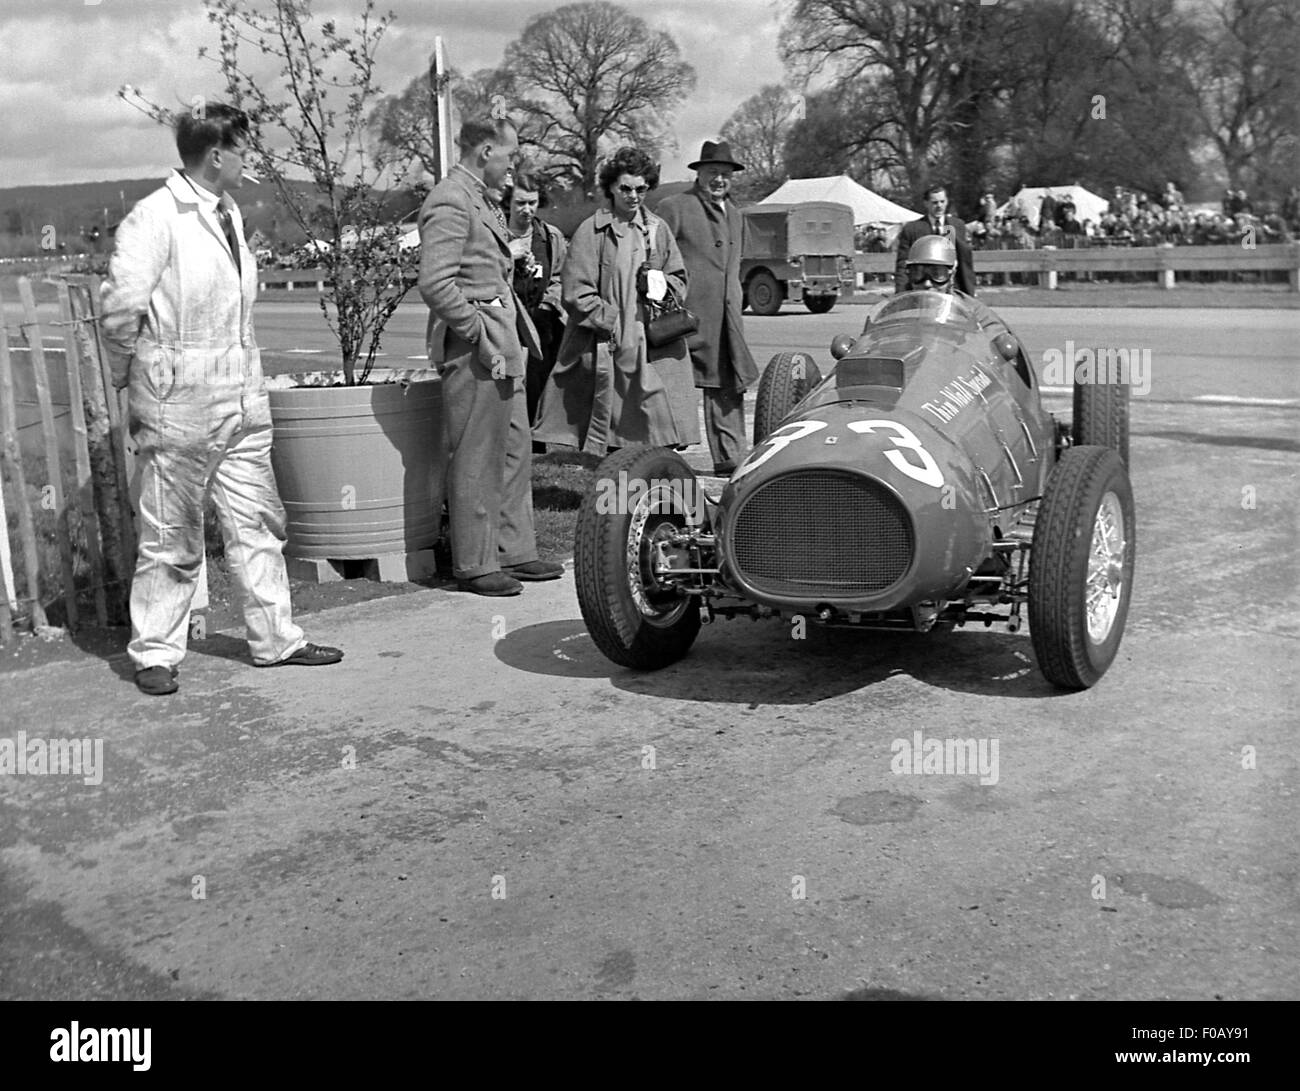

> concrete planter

[{"left": 264, "top": 367, "right": 445, "bottom": 580}]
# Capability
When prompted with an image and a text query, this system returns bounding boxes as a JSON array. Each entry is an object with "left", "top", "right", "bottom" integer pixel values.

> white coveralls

[{"left": 100, "top": 170, "right": 306, "bottom": 669}]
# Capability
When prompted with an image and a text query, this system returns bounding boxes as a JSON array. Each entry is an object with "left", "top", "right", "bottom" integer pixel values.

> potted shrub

[{"left": 124, "top": 0, "right": 444, "bottom": 579}]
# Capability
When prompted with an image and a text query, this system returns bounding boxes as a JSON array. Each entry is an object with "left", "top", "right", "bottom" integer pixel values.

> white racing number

[
  {"left": 846, "top": 419, "right": 944, "bottom": 488},
  {"left": 731, "top": 419, "right": 828, "bottom": 482},
  {"left": 731, "top": 417, "right": 944, "bottom": 489}
]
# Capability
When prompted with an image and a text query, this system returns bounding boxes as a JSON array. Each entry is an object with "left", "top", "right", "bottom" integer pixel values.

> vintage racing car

[{"left": 573, "top": 290, "right": 1135, "bottom": 690}]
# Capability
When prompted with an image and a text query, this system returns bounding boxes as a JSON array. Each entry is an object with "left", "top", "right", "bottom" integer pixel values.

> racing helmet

[{"left": 905, "top": 235, "right": 957, "bottom": 289}]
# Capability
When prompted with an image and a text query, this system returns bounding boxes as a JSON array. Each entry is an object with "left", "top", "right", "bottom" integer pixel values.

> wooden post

[
  {"left": 0, "top": 458, "right": 14, "bottom": 644},
  {"left": 16, "top": 276, "right": 78, "bottom": 629},
  {"left": 76, "top": 276, "right": 137, "bottom": 566},
  {"left": 0, "top": 300, "right": 49, "bottom": 630},
  {"left": 56, "top": 281, "right": 109, "bottom": 627},
  {"left": 65, "top": 280, "right": 133, "bottom": 624}
]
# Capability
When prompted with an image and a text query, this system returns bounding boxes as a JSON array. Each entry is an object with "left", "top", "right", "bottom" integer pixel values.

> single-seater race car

[{"left": 573, "top": 289, "right": 1135, "bottom": 690}]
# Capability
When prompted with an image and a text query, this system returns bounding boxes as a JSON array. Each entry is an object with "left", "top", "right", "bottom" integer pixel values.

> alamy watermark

[
  {"left": 50, "top": 1022, "right": 150, "bottom": 1071},
  {"left": 891, "top": 730, "right": 999, "bottom": 786},
  {"left": 1040, "top": 341, "right": 1152, "bottom": 396},
  {"left": 0, "top": 731, "right": 104, "bottom": 786},
  {"left": 592, "top": 470, "right": 707, "bottom": 523}
]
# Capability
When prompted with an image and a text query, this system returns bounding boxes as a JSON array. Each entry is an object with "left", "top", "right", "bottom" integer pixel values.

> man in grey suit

[{"left": 418, "top": 116, "right": 562, "bottom": 596}]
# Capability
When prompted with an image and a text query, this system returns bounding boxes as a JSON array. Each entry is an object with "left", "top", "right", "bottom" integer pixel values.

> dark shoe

[
  {"left": 504, "top": 559, "right": 564, "bottom": 581},
  {"left": 135, "top": 665, "right": 179, "bottom": 696},
  {"left": 256, "top": 642, "right": 344, "bottom": 667},
  {"left": 712, "top": 463, "right": 737, "bottom": 476},
  {"left": 458, "top": 571, "right": 523, "bottom": 596}
]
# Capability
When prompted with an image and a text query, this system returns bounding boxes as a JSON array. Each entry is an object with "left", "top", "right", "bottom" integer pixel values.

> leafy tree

[
  {"left": 500, "top": 1, "right": 696, "bottom": 193},
  {"left": 778, "top": 0, "right": 1240, "bottom": 210},
  {"left": 123, "top": 0, "right": 418, "bottom": 385},
  {"left": 780, "top": 0, "right": 1022, "bottom": 211},
  {"left": 1184, "top": 0, "right": 1300, "bottom": 195}
]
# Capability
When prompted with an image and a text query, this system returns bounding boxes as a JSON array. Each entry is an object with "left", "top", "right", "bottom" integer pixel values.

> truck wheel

[
  {"left": 1073, "top": 375, "right": 1130, "bottom": 466},
  {"left": 1028, "top": 446, "right": 1136, "bottom": 690},
  {"left": 753, "top": 351, "right": 823, "bottom": 445},
  {"left": 575, "top": 446, "right": 703, "bottom": 670},
  {"left": 804, "top": 294, "right": 837, "bottom": 314},
  {"left": 747, "top": 271, "right": 782, "bottom": 316}
]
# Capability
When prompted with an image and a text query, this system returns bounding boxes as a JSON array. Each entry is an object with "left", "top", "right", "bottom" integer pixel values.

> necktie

[{"left": 217, "top": 205, "right": 242, "bottom": 277}]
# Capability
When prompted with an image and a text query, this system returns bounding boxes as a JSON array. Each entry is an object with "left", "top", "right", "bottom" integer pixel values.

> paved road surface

[{"left": 252, "top": 297, "right": 1300, "bottom": 406}]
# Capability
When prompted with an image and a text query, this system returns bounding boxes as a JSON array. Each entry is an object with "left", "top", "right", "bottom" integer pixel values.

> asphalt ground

[{"left": 0, "top": 305, "right": 1296, "bottom": 1005}]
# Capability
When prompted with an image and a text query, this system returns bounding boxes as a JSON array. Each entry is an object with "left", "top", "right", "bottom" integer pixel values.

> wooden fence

[
  {"left": 0, "top": 275, "right": 135, "bottom": 643},
  {"left": 262, "top": 243, "right": 1300, "bottom": 295},
  {"left": 856, "top": 242, "right": 1300, "bottom": 290}
]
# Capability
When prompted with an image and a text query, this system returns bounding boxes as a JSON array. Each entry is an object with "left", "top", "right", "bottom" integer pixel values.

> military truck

[{"left": 741, "top": 200, "right": 857, "bottom": 315}]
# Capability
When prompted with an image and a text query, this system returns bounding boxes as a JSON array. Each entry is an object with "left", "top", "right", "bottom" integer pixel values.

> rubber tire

[
  {"left": 747, "top": 270, "right": 783, "bottom": 316},
  {"left": 1073, "top": 376, "right": 1130, "bottom": 467},
  {"left": 753, "top": 351, "right": 824, "bottom": 445},
  {"left": 575, "top": 446, "right": 703, "bottom": 670},
  {"left": 804, "top": 294, "right": 837, "bottom": 314},
  {"left": 1028, "top": 446, "right": 1136, "bottom": 690}
]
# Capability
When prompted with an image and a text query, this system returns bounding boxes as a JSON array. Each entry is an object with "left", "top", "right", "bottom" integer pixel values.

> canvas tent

[
  {"left": 999, "top": 185, "right": 1109, "bottom": 230},
  {"left": 759, "top": 176, "right": 918, "bottom": 226}
]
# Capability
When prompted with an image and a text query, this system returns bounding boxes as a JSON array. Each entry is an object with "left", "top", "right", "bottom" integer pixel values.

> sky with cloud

[{"left": 0, "top": 0, "right": 793, "bottom": 188}]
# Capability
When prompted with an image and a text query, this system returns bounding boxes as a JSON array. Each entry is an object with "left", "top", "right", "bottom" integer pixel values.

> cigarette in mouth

[{"left": 242, "top": 170, "right": 260, "bottom": 183}]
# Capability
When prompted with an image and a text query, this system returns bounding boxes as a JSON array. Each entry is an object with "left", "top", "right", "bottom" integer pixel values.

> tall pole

[{"left": 428, "top": 37, "right": 454, "bottom": 183}]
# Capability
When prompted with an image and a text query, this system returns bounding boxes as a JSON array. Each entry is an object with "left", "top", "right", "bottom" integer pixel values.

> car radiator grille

[{"left": 730, "top": 470, "right": 914, "bottom": 596}]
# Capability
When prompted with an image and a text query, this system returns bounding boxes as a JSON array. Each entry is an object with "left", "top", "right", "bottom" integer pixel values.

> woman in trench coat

[{"left": 532, "top": 147, "right": 700, "bottom": 455}]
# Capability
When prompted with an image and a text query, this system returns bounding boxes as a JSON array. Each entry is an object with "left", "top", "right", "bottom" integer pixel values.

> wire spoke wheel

[
  {"left": 1029, "top": 446, "right": 1136, "bottom": 689},
  {"left": 575, "top": 446, "right": 703, "bottom": 669},
  {"left": 1085, "top": 491, "right": 1127, "bottom": 643}
]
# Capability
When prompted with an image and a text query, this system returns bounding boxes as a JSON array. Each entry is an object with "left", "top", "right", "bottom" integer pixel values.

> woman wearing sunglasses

[{"left": 533, "top": 146, "right": 700, "bottom": 454}]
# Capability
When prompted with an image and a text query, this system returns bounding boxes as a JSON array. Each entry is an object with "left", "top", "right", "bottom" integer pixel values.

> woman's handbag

[{"left": 644, "top": 294, "right": 699, "bottom": 347}]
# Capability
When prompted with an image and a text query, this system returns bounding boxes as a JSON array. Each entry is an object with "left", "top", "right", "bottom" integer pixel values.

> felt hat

[{"left": 688, "top": 140, "right": 744, "bottom": 172}]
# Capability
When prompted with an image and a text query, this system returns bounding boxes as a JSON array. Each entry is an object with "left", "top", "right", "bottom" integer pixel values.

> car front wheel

[
  {"left": 1028, "top": 446, "right": 1136, "bottom": 689},
  {"left": 575, "top": 446, "right": 703, "bottom": 670}
]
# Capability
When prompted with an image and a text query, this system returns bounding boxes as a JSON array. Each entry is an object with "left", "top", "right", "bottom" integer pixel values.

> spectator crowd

[{"left": 965, "top": 183, "right": 1299, "bottom": 250}]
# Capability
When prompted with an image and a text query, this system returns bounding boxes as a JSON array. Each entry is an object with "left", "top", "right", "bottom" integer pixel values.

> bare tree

[
  {"left": 369, "top": 66, "right": 524, "bottom": 182},
  {"left": 501, "top": 1, "right": 696, "bottom": 193},
  {"left": 720, "top": 85, "right": 799, "bottom": 200}
]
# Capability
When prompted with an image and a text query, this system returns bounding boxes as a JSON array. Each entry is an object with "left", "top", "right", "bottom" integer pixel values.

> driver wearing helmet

[{"left": 904, "top": 235, "right": 961, "bottom": 294}]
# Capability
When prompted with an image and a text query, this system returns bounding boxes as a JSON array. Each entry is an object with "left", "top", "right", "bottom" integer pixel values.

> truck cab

[{"left": 741, "top": 200, "right": 857, "bottom": 316}]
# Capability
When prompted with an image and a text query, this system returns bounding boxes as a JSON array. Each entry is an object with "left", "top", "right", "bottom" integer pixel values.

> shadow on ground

[{"left": 494, "top": 617, "right": 1062, "bottom": 703}]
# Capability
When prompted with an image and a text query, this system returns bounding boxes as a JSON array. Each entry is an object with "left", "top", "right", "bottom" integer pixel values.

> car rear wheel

[
  {"left": 575, "top": 446, "right": 703, "bottom": 670},
  {"left": 804, "top": 293, "right": 837, "bottom": 314},
  {"left": 753, "top": 351, "right": 823, "bottom": 445},
  {"left": 1029, "top": 446, "right": 1136, "bottom": 690},
  {"left": 1073, "top": 375, "right": 1130, "bottom": 466},
  {"left": 747, "top": 271, "right": 783, "bottom": 316}
]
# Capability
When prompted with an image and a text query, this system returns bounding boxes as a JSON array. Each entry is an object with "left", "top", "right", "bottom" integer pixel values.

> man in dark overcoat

[{"left": 657, "top": 140, "right": 758, "bottom": 475}]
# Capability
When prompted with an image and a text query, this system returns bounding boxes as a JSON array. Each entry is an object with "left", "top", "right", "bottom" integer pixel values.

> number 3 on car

[
  {"left": 847, "top": 419, "right": 944, "bottom": 488},
  {"left": 732, "top": 419, "right": 828, "bottom": 482}
]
